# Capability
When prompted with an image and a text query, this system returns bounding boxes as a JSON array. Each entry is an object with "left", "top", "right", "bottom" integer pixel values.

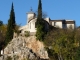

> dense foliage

[
  {"left": 0, "top": 22, "right": 7, "bottom": 55},
  {"left": 44, "top": 28, "right": 80, "bottom": 60},
  {"left": 0, "top": 20, "right": 3, "bottom": 26}
]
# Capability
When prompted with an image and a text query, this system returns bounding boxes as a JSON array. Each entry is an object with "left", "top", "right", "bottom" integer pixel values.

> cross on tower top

[{"left": 30, "top": 7, "right": 33, "bottom": 11}]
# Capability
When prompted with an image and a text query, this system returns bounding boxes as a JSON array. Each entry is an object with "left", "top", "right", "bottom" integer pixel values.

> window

[
  {"left": 30, "top": 22, "right": 31, "bottom": 29},
  {"left": 54, "top": 22, "right": 56, "bottom": 26},
  {"left": 35, "top": 22, "right": 37, "bottom": 28},
  {"left": 69, "top": 25, "right": 73, "bottom": 29}
]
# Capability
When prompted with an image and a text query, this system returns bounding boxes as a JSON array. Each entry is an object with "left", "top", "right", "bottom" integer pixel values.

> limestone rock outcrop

[{"left": 0, "top": 35, "right": 49, "bottom": 60}]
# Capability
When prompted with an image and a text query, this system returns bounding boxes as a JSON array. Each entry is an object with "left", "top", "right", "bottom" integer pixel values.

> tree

[
  {"left": 0, "top": 20, "right": 3, "bottom": 26},
  {"left": 44, "top": 29, "right": 79, "bottom": 60},
  {"left": 0, "top": 25, "right": 7, "bottom": 36},
  {"left": 36, "top": 0, "right": 46, "bottom": 41},
  {"left": 0, "top": 24, "right": 7, "bottom": 55},
  {"left": 37, "top": 0, "right": 42, "bottom": 19},
  {"left": 4, "top": 2, "right": 16, "bottom": 46}
]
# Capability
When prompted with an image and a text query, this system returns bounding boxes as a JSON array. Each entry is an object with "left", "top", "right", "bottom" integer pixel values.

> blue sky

[{"left": 0, "top": 0, "right": 80, "bottom": 26}]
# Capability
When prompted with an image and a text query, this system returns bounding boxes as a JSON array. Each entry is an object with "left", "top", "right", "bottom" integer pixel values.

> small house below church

[{"left": 19, "top": 9, "right": 75, "bottom": 35}]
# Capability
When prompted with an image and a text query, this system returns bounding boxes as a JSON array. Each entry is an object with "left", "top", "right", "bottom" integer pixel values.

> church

[{"left": 19, "top": 9, "right": 75, "bottom": 35}]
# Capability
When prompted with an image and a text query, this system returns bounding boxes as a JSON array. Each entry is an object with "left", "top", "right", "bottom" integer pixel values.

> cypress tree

[
  {"left": 37, "top": 0, "right": 42, "bottom": 19},
  {"left": 10, "top": 2, "right": 16, "bottom": 30},
  {"left": 36, "top": 0, "right": 45, "bottom": 41},
  {"left": 4, "top": 2, "right": 16, "bottom": 46}
]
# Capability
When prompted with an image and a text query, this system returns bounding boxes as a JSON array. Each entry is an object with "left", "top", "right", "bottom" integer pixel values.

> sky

[{"left": 0, "top": 0, "right": 80, "bottom": 26}]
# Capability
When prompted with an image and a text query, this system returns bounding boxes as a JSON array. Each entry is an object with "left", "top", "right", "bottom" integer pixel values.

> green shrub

[
  {"left": 25, "top": 31, "right": 30, "bottom": 37},
  {"left": 7, "top": 56, "right": 12, "bottom": 60}
]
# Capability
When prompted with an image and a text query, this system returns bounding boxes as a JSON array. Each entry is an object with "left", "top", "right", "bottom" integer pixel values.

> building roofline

[{"left": 50, "top": 19, "right": 75, "bottom": 24}]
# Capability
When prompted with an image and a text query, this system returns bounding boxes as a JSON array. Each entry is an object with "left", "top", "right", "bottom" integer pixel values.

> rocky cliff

[{"left": 0, "top": 35, "right": 49, "bottom": 60}]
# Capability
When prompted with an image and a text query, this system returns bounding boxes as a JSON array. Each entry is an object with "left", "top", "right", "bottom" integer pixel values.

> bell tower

[{"left": 27, "top": 7, "right": 36, "bottom": 23}]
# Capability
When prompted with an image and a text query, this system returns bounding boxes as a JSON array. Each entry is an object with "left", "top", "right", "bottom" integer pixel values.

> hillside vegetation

[{"left": 44, "top": 28, "right": 80, "bottom": 60}]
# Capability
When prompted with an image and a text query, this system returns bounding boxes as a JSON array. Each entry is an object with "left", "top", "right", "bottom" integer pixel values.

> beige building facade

[{"left": 19, "top": 10, "right": 75, "bottom": 34}]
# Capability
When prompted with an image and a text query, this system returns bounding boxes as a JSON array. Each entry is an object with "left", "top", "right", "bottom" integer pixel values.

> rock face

[{"left": 0, "top": 35, "right": 49, "bottom": 60}]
